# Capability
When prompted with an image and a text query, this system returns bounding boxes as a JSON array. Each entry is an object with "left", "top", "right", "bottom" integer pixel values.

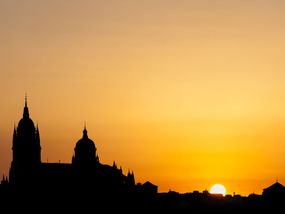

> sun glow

[{"left": 210, "top": 184, "right": 226, "bottom": 196}]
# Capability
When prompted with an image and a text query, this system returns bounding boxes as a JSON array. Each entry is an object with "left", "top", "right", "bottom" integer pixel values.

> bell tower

[{"left": 9, "top": 96, "right": 41, "bottom": 184}]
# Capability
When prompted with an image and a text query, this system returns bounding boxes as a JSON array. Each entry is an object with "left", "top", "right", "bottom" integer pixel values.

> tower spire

[
  {"left": 23, "top": 94, "right": 30, "bottom": 118},
  {"left": 83, "top": 122, "right": 88, "bottom": 138},
  {"left": 25, "top": 93, "right": 27, "bottom": 107}
]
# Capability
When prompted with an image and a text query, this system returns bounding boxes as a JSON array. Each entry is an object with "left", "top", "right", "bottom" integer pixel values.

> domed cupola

[
  {"left": 72, "top": 126, "right": 98, "bottom": 166},
  {"left": 17, "top": 96, "right": 36, "bottom": 142}
]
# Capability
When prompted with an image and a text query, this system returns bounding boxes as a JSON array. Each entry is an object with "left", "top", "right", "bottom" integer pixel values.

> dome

[
  {"left": 18, "top": 117, "right": 35, "bottom": 133},
  {"left": 17, "top": 104, "right": 36, "bottom": 139},
  {"left": 74, "top": 128, "right": 97, "bottom": 165}
]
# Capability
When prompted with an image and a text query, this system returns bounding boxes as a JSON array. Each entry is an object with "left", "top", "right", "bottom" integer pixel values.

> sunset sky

[{"left": 1, "top": 0, "right": 285, "bottom": 195}]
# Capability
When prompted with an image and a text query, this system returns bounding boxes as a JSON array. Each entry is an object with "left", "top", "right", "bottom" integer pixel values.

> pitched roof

[{"left": 264, "top": 182, "right": 285, "bottom": 191}]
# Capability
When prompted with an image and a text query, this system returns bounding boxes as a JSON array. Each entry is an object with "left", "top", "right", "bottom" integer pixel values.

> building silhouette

[
  {"left": 10, "top": 96, "right": 41, "bottom": 185},
  {"left": 262, "top": 181, "right": 285, "bottom": 205},
  {"left": 3, "top": 97, "right": 159, "bottom": 212},
  {"left": 9, "top": 97, "right": 140, "bottom": 191},
  {"left": 1, "top": 97, "right": 285, "bottom": 213}
]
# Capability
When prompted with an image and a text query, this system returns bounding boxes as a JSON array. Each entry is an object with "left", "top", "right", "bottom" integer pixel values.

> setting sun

[{"left": 210, "top": 184, "right": 226, "bottom": 196}]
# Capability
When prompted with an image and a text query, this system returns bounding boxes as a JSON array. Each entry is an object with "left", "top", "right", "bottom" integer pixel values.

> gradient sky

[{"left": 1, "top": 0, "right": 285, "bottom": 195}]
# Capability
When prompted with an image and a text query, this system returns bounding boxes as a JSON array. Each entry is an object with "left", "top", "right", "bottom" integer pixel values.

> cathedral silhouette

[
  {"left": 10, "top": 97, "right": 136, "bottom": 189},
  {"left": 3, "top": 97, "right": 157, "bottom": 212}
]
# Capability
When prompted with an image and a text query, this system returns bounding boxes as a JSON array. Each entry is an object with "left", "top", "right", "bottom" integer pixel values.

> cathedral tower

[{"left": 9, "top": 96, "right": 41, "bottom": 184}]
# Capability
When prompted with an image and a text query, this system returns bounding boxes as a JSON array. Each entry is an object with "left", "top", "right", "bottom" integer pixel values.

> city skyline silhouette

[
  {"left": 0, "top": 97, "right": 285, "bottom": 213},
  {"left": 2, "top": 2, "right": 285, "bottom": 212},
  {"left": 2, "top": 96, "right": 283, "bottom": 196}
]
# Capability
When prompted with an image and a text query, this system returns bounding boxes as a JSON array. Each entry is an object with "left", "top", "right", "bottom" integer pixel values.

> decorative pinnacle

[
  {"left": 83, "top": 122, "right": 88, "bottom": 138},
  {"left": 23, "top": 94, "right": 30, "bottom": 118},
  {"left": 25, "top": 93, "right": 27, "bottom": 107}
]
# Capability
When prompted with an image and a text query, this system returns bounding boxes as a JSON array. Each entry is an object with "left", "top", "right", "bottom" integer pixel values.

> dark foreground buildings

[{"left": 0, "top": 98, "right": 285, "bottom": 213}]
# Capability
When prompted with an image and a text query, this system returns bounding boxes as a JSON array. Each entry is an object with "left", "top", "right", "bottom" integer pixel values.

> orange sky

[{"left": 1, "top": 0, "right": 285, "bottom": 196}]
